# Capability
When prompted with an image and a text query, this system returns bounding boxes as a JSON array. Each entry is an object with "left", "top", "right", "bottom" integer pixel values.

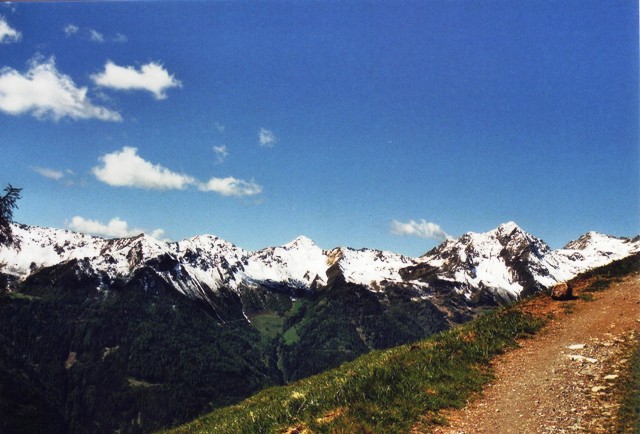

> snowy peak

[
  {"left": 413, "top": 223, "right": 555, "bottom": 299},
  {"left": 282, "top": 235, "right": 318, "bottom": 250},
  {"left": 101, "top": 233, "right": 169, "bottom": 258},
  {"left": 242, "top": 236, "right": 328, "bottom": 289},
  {"left": 410, "top": 223, "right": 639, "bottom": 302},
  {"left": 177, "top": 234, "right": 248, "bottom": 270},
  {"left": 423, "top": 222, "right": 549, "bottom": 265},
  {"left": 327, "top": 246, "right": 418, "bottom": 288},
  {"left": 542, "top": 232, "right": 640, "bottom": 284},
  {"left": 495, "top": 221, "right": 522, "bottom": 236},
  {"left": 485, "top": 221, "right": 549, "bottom": 253},
  {"left": 1, "top": 222, "right": 638, "bottom": 308},
  {"left": 563, "top": 231, "right": 639, "bottom": 254},
  {"left": 179, "top": 234, "right": 241, "bottom": 252},
  {"left": 0, "top": 223, "right": 103, "bottom": 278}
]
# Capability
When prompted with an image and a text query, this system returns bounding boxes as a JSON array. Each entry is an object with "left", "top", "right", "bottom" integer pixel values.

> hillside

[
  {"left": 431, "top": 253, "right": 640, "bottom": 433},
  {"left": 167, "top": 253, "right": 640, "bottom": 433},
  {"left": 0, "top": 223, "right": 637, "bottom": 433}
]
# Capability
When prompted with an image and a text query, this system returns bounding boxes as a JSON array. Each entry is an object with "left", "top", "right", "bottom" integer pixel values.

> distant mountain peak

[
  {"left": 563, "top": 231, "right": 611, "bottom": 248},
  {"left": 496, "top": 221, "right": 521, "bottom": 232},
  {"left": 283, "top": 235, "right": 318, "bottom": 249}
]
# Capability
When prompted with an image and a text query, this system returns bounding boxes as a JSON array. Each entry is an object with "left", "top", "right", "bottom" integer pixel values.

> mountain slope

[
  {"left": 0, "top": 221, "right": 637, "bottom": 433},
  {"left": 165, "top": 253, "right": 640, "bottom": 434}
]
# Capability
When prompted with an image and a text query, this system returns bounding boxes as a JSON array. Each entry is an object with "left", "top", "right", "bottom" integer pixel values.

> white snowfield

[
  {"left": 0, "top": 222, "right": 638, "bottom": 302},
  {"left": 327, "top": 246, "right": 417, "bottom": 288},
  {"left": 241, "top": 236, "right": 329, "bottom": 288}
]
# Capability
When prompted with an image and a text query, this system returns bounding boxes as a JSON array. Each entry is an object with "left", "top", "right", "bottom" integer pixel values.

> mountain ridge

[{"left": 2, "top": 221, "right": 638, "bottom": 307}]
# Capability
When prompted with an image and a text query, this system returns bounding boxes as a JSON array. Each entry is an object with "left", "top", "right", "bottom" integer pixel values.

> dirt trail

[{"left": 428, "top": 273, "right": 640, "bottom": 434}]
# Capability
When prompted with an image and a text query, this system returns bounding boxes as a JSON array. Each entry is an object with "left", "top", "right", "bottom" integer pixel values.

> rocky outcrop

[{"left": 551, "top": 282, "right": 573, "bottom": 300}]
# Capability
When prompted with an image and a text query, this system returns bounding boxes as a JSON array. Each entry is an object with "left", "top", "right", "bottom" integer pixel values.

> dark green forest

[{"left": 0, "top": 271, "right": 278, "bottom": 433}]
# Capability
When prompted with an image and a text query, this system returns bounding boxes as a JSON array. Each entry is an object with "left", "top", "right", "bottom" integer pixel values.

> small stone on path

[{"left": 567, "top": 354, "right": 598, "bottom": 363}]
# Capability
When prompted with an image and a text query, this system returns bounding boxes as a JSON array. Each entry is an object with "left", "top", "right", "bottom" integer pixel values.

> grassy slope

[{"left": 166, "top": 306, "right": 543, "bottom": 433}]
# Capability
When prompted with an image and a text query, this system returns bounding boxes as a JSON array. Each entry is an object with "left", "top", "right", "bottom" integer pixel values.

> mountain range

[
  {"left": 1, "top": 221, "right": 638, "bottom": 311},
  {"left": 0, "top": 221, "right": 638, "bottom": 433}
]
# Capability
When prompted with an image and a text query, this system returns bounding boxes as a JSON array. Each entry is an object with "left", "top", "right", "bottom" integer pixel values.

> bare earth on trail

[{"left": 427, "top": 273, "right": 640, "bottom": 434}]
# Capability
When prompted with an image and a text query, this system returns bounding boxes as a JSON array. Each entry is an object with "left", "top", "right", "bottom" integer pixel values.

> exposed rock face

[{"left": 551, "top": 282, "right": 573, "bottom": 300}]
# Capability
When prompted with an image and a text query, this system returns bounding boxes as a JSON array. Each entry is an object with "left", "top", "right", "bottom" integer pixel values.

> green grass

[
  {"left": 251, "top": 313, "right": 285, "bottom": 340},
  {"left": 252, "top": 301, "right": 306, "bottom": 342},
  {"left": 165, "top": 306, "right": 544, "bottom": 434},
  {"left": 578, "top": 293, "right": 595, "bottom": 302},
  {"left": 616, "top": 339, "right": 640, "bottom": 433},
  {"left": 282, "top": 300, "right": 303, "bottom": 345},
  {"left": 282, "top": 325, "right": 300, "bottom": 345},
  {"left": 289, "top": 300, "right": 304, "bottom": 316}
]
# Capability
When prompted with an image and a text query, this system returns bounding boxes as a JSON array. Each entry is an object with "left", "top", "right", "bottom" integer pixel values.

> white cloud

[
  {"left": 198, "top": 176, "right": 263, "bottom": 197},
  {"left": 63, "top": 25, "right": 125, "bottom": 43},
  {"left": 32, "top": 166, "right": 64, "bottom": 180},
  {"left": 93, "top": 146, "right": 196, "bottom": 190},
  {"left": 213, "top": 145, "right": 228, "bottom": 164},
  {"left": 93, "top": 146, "right": 264, "bottom": 197},
  {"left": 91, "top": 61, "right": 182, "bottom": 100},
  {"left": 113, "top": 33, "right": 127, "bottom": 43},
  {"left": 68, "top": 216, "right": 167, "bottom": 240},
  {"left": 0, "top": 56, "right": 122, "bottom": 122},
  {"left": 390, "top": 219, "right": 451, "bottom": 241},
  {"left": 214, "top": 121, "right": 225, "bottom": 133},
  {"left": 63, "top": 23, "right": 79, "bottom": 36},
  {"left": 0, "top": 15, "right": 20, "bottom": 44},
  {"left": 259, "top": 128, "right": 277, "bottom": 147},
  {"left": 32, "top": 167, "right": 77, "bottom": 185},
  {"left": 89, "top": 29, "right": 105, "bottom": 43},
  {"left": 148, "top": 228, "right": 167, "bottom": 240}
]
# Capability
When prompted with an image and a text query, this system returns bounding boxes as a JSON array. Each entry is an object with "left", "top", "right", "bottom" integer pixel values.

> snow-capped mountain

[
  {"left": 241, "top": 236, "right": 328, "bottom": 289},
  {"left": 326, "top": 246, "right": 419, "bottom": 288},
  {"left": 0, "top": 224, "right": 104, "bottom": 278},
  {"left": 545, "top": 231, "right": 640, "bottom": 283},
  {"left": 0, "top": 223, "right": 421, "bottom": 302},
  {"left": 402, "top": 222, "right": 639, "bottom": 302},
  {"left": 406, "top": 222, "right": 552, "bottom": 300},
  {"left": 1, "top": 222, "right": 638, "bottom": 309}
]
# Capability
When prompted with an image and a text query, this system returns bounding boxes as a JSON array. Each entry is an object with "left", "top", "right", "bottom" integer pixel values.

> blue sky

[{"left": 0, "top": 1, "right": 637, "bottom": 257}]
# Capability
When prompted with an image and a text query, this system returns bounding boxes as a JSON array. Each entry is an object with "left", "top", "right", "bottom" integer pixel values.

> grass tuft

[{"left": 583, "top": 279, "right": 612, "bottom": 293}]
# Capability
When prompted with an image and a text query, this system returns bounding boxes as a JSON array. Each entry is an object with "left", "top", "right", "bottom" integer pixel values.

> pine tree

[{"left": 0, "top": 184, "right": 22, "bottom": 247}]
